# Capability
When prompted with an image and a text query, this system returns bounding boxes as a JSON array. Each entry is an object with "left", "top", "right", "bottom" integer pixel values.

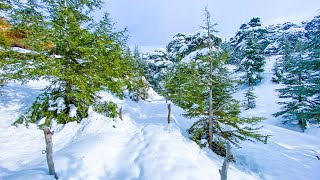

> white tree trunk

[
  {"left": 208, "top": 69, "right": 213, "bottom": 149},
  {"left": 219, "top": 143, "right": 233, "bottom": 180},
  {"left": 206, "top": 8, "right": 214, "bottom": 150},
  {"left": 43, "top": 127, "right": 58, "bottom": 179}
]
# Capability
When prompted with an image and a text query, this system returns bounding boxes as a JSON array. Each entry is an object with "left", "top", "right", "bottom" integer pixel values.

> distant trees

[
  {"left": 239, "top": 34, "right": 265, "bottom": 86},
  {"left": 1, "top": 0, "right": 146, "bottom": 125},
  {"left": 244, "top": 86, "right": 256, "bottom": 110},
  {"left": 144, "top": 48, "right": 172, "bottom": 93},
  {"left": 126, "top": 46, "right": 149, "bottom": 102},
  {"left": 304, "top": 15, "right": 320, "bottom": 123},
  {"left": 229, "top": 17, "right": 268, "bottom": 65},
  {"left": 273, "top": 43, "right": 312, "bottom": 131},
  {"left": 237, "top": 33, "right": 265, "bottom": 109},
  {"left": 272, "top": 39, "right": 291, "bottom": 83},
  {"left": 274, "top": 15, "right": 320, "bottom": 131}
]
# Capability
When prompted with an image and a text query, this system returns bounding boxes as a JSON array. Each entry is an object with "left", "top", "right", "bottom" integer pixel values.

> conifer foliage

[
  {"left": 1, "top": 0, "right": 141, "bottom": 125},
  {"left": 238, "top": 33, "right": 265, "bottom": 109},
  {"left": 239, "top": 33, "right": 265, "bottom": 86},
  {"left": 272, "top": 40, "right": 291, "bottom": 83},
  {"left": 274, "top": 16, "right": 320, "bottom": 130},
  {"left": 126, "top": 46, "right": 149, "bottom": 102},
  {"left": 165, "top": 7, "right": 264, "bottom": 156},
  {"left": 273, "top": 44, "right": 312, "bottom": 131},
  {"left": 305, "top": 15, "right": 320, "bottom": 123},
  {"left": 243, "top": 86, "right": 256, "bottom": 110}
]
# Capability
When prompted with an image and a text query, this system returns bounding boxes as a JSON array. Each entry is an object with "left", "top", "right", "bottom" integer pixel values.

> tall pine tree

[
  {"left": 273, "top": 43, "right": 313, "bottom": 131},
  {"left": 304, "top": 15, "right": 320, "bottom": 124},
  {"left": 1, "top": 0, "right": 139, "bottom": 125},
  {"left": 165, "top": 7, "right": 264, "bottom": 156}
]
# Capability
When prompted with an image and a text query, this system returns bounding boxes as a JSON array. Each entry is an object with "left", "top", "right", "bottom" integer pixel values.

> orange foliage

[
  {"left": 0, "top": 17, "right": 27, "bottom": 48},
  {"left": 0, "top": 18, "right": 54, "bottom": 50}
]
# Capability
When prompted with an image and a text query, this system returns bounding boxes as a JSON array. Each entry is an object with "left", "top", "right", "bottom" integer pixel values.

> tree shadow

[{"left": 0, "top": 83, "right": 42, "bottom": 116}]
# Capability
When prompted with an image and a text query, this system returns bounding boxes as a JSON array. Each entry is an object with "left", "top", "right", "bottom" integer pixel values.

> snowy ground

[
  {"left": 0, "top": 55, "right": 319, "bottom": 179},
  {"left": 0, "top": 83, "right": 257, "bottom": 179}
]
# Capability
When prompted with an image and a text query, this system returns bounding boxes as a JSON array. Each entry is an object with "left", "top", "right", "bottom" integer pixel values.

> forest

[{"left": 0, "top": 0, "right": 319, "bottom": 179}]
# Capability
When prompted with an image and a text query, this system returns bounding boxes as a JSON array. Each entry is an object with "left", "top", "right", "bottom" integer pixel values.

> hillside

[
  {"left": 0, "top": 55, "right": 319, "bottom": 179},
  {"left": 0, "top": 80, "right": 257, "bottom": 180}
]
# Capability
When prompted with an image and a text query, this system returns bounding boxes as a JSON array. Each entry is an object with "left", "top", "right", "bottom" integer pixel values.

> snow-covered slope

[
  {"left": 0, "top": 82, "right": 257, "bottom": 179},
  {"left": 233, "top": 55, "right": 320, "bottom": 179},
  {"left": 0, "top": 55, "right": 319, "bottom": 180}
]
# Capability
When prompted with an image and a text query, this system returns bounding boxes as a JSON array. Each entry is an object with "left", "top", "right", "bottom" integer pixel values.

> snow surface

[
  {"left": 0, "top": 82, "right": 257, "bottom": 180},
  {"left": 68, "top": 104, "right": 77, "bottom": 118},
  {"left": 181, "top": 48, "right": 210, "bottom": 63},
  {"left": 0, "top": 55, "right": 320, "bottom": 179}
]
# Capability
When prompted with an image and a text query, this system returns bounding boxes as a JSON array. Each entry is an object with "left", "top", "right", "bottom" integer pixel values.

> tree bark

[
  {"left": 43, "top": 127, "right": 58, "bottom": 179},
  {"left": 119, "top": 106, "right": 123, "bottom": 121},
  {"left": 207, "top": 23, "right": 214, "bottom": 150},
  {"left": 219, "top": 143, "right": 233, "bottom": 180},
  {"left": 167, "top": 103, "right": 171, "bottom": 124}
]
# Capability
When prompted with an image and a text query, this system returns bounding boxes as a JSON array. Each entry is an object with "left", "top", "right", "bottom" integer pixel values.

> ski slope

[{"left": 0, "top": 55, "right": 319, "bottom": 180}]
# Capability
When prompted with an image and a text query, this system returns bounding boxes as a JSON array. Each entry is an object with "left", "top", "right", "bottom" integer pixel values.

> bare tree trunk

[
  {"left": 43, "top": 127, "right": 58, "bottom": 179},
  {"left": 208, "top": 61, "right": 214, "bottom": 149},
  {"left": 219, "top": 143, "right": 233, "bottom": 180},
  {"left": 167, "top": 103, "right": 171, "bottom": 124},
  {"left": 119, "top": 106, "right": 123, "bottom": 121},
  {"left": 208, "top": 29, "right": 214, "bottom": 150}
]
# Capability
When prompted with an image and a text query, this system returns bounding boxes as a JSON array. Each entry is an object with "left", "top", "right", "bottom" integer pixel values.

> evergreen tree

[
  {"left": 273, "top": 43, "right": 313, "bottom": 131},
  {"left": 165, "top": 7, "right": 264, "bottom": 156},
  {"left": 126, "top": 46, "right": 149, "bottom": 102},
  {"left": 202, "top": 6, "right": 218, "bottom": 151},
  {"left": 238, "top": 33, "right": 265, "bottom": 86},
  {"left": 133, "top": 45, "right": 145, "bottom": 68},
  {"left": 243, "top": 86, "right": 256, "bottom": 110},
  {"left": 164, "top": 62, "right": 197, "bottom": 106},
  {"left": 144, "top": 48, "right": 171, "bottom": 93},
  {"left": 229, "top": 17, "right": 268, "bottom": 64},
  {"left": 304, "top": 15, "right": 320, "bottom": 123},
  {"left": 237, "top": 33, "right": 265, "bottom": 110},
  {"left": 272, "top": 39, "right": 291, "bottom": 83},
  {"left": 1, "top": 1, "right": 21, "bottom": 90},
  {"left": 1, "top": 0, "right": 138, "bottom": 125},
  {"left": 274, "top": 14, "right": 320, "bottom": 130}
]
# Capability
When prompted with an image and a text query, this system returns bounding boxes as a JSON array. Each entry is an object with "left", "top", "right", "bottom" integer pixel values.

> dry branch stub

[{"left": 43, "top": 127, "right": 58, "bottom": 179}]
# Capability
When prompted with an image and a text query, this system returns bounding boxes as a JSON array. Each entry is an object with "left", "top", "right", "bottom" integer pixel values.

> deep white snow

[{"left": 0, "top": 82, "right": 257, "bottom": 180}]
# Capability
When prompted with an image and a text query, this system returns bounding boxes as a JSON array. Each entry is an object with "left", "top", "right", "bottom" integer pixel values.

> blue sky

[{"left": 99, "top": 0, "right": 320, "bottom": 49}]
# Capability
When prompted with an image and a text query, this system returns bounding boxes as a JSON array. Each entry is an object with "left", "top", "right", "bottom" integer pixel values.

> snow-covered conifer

[{"left": 2, "top": 0, "right": 139, "bottom": 125}]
